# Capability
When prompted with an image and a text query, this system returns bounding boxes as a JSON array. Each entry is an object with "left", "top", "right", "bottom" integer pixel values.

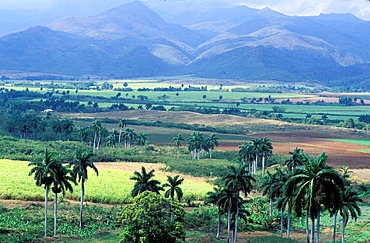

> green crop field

[
  {"left": 325, "top": 139, "right": 370, "bottom": 146},
  {"left": 0, "top": 160, "right": 213, "bottom": 204}
]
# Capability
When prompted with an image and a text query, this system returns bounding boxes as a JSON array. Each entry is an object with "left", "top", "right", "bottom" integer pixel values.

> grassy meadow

[{"left": 0, "top": 160, "right": 213, "bottom": 204}]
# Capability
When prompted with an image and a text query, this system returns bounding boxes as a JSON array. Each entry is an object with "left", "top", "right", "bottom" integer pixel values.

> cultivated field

[{"left": 62, "top": 109, "right": 370, "bottom": 169}]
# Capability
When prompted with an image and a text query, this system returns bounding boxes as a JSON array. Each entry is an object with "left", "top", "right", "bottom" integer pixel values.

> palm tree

[
  {"left": 261, "top": 169, "right": 287, "bottom": 216},
  {"left": 163, "top": 175, "right": 184, "bottom": 223},
  {"left": 173, "top": 133, "right": 184, "bottom": 157},
  {"left": 50, "top": 162, "right": 75, "bottom": 237},
  {"left": 238, "top": 141, "right": 256, "bottom": 173},
  {"left": 118, "top": 118, "right": 127, "bottom": 145},
  {"left": 223, "top": 164, "right": 255, "bottom": 243},
  {"left": 70, "top": 150, "right": 98, "bottom": 230},
  {"left": 331, "top": 185, "right": 362, "bottom": 243},
  {"left": 92, "top": 120, "right": 103, "bottom": 150},
  {"left": 217, "top": 188, "right": 240, "bottom": 243},
  {"left": 61, "top": 119, "right": 75, "bottom": 141},
  {"left": 122, "top": 128, "right": 137, "bottom": 149},
  {"left": 285, "top": 152, "right": 345, "bottom": 243},
  {"left": 187, "top": 132, "right": 204, "bottom": 159},
  {"left": 137, "top": 132, "right": 148, "bottom": 146},
  {"left": 163, "top": 175, "right": 184, "bottom": 202},
  {"left": 251, "top": 138, "right": 263, "bottom": 175},
  {"left": 52, "top": 120, "right": 63, "bottom": 140},
  {"left": 28, "top": 150, "right": 58, "bottom": 237},
  {"left": 259, "top": 137, "right": 273, "bottom": 176},
  {"left": 105, "top": 134, "right": 116, "bottom": 148},
  {"left": 203, "top": 134, "right": 219, "bottom": 159},
  {"left": 205, "top": 186, "right": 225, "bottom": 239},
  {"left": 285, "top": 147, "right": 306, "bottom": 172},
  {"left": 130, "top": 167, "right": 164, "bottom": 197}
]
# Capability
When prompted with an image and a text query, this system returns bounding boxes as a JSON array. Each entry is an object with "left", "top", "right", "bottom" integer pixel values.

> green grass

[
  {"left": 0, "top": 159, "right": 213, "bottom": 204},
  {"left": 325, "top": 139, "right": 370, "bottom": 146}
]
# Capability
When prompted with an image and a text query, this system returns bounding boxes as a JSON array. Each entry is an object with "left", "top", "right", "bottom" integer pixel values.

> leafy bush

[{"left": 118, "top": 191, "right": 185, "bottom": 243}]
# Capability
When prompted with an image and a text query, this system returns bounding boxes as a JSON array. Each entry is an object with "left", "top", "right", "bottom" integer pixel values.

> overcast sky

[{"left": 1, "top": 0, "right": 370, "bottom": 20}]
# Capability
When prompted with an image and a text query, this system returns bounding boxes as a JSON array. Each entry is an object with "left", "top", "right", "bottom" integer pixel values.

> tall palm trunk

[
  {"left": 316, "top": 211, "right": 321, "bottom": 243},
  {"left": 280, "top": 208, "right": 284, "bottom": 237},
  {"left": 216, "top": 212, "right": 222, "bottom": 239},
  {"left": 341, "top": 218, "right": 346, "bottom": 243},
  {"left": 262, "top": 156, "right": 266, "bottom": 177},
  {"left": 80, "top": 182, "right": 85, "bottom": 230},
  {"left": 227, "top": 209, "right": 231, "bottom": 243},
  {"left": 209, "top": 148, "right": 213, "bottom": 159},
  {"left": 269, "top": 198, "right": 273, "bottom": 216},
  {"left": 311, "top": 218, "right": 315, "bottom": 243},
  {"left": 54, "top": 193, "right": 58, "bottom": 237},
  {"left": 233, "top": 206, "right": 239, "bottom": 243},
  {"left": 333, "top": 211, "right": 338, "bottom": 243},
  {"left": 254, "top": 154, "right": 259, "bottom": 175},
  {"left": 306, "top": 213, "right": 309, "bottom": 242},
  {"left": 118, "top": 130, "right": 122, "bottom": 144},
  {"left": 44, "top": 185, "right": 49, "bottom": 237},
  {"left": 287, "top": 208, "right": 291, "bottom": 238}
]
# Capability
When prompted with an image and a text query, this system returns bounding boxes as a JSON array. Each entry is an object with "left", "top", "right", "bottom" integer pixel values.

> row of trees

[{"left": 28, "top": 150, "right": 98, "bottom": 237}]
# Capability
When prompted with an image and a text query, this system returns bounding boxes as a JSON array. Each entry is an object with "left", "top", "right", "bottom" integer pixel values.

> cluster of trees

[
  {"left": 28, "top": 150, "right": 98, "bottom": 237},
  {"left": 205, "top": 164, "right": 255, "bottom": 243},
  {"left": 79, "top": 119, "right": 148, "bottom": 150},
  {"left": 172, "top": 132, "right": 219, "bottom": 159},
  {"left": 262, "top": 149, "right": 361, "bottom": 243}
]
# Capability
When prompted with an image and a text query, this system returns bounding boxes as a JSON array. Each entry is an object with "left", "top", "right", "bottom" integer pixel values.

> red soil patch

[{"left": 219, "top": 131, "right": 370, "bottom": 169}]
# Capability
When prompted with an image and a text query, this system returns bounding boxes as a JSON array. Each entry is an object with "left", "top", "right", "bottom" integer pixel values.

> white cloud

[
  {"left": 237, "top": 0, "right": 370, "bottom": 19},
  {"left": 0, "top": 0, "right": 370, "bottom": 19}
]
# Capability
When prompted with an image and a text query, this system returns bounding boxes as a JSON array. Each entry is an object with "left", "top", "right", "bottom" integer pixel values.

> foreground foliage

[{"left": 118, "top": 191, "right": 186, "bottom": 243}]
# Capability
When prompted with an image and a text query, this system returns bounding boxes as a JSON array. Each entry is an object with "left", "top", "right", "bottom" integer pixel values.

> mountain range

[{"left": 1, "top": 0, "right": 370, "bottom": 86}]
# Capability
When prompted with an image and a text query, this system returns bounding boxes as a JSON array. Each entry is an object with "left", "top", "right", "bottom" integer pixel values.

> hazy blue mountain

[
  {"left": 1, "top": 1, "right": 370, "bottom": 86},
  {"left": 47, "top": 1, "right": 207, "bottom": 47}
]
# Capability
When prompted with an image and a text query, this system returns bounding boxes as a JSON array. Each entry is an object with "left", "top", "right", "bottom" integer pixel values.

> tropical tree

[
  {"left": 238, "top": 141, "right": 255, "bottom": 173},
  {"left": 173, "top": 133, "right": 184, "bottom": 157},
  {"left": 163, "top": 175, "right": 184, "bottom": 202},
  {"left": 187, "top": 131, "right": 204, "bottom": 159},
  {"left": 50, "top": 161, "right": 75, "bottom": 237},
  {"left": 92, "top": 120, "right": 103, "bottom": 150},
  {"left": 137, "top": 132, "right": 148, "bottom": 146},
  {"left": 250, "top": 138, "right": 263, "bottom": 175},
  {"left": 331, "top": 185, "right": 362, "bottom": 243},
  {"left": 259, "top": 137, "right": 273, "bottom": 176},
  {"left": 28, "top": 150, "right": 58, "bottom": 237},
  {"left": 217, "top": 188, "right": 240, "bottom": 243},
  {"left": 285, "top": 152, "right": 345, "bottom": 243},
  {"left": 122, "top": 128, "right": 137, "bottom": 149},
  {"left": 118, "top": 118, "right": 127, "bottom": 145},
  {"left": 51, "top": 120, "right": 64, "bottom": 140},
  {"left": 70, "top": 150, "right": 98, "bottom": 230},
  {"left": 261, "top": 169, "right": 287, "bottom": 217},
  {"left": 285, "top": 147, "right": 306, "bottom": 172},
  {"left": 205, "top": 186, "right": 225, "bottom": 239},
  {"left": 203, "top": 134, "right": 219, "bottom": 159},
  {"left": 105, "top": 134, "right": 116, "bottom": 148},
  {"left": 223, "top": 164, "right": 255, "bottom": 243},
  {"left": 130, "top": 167, "right": 164, "bottom": 197},
  {"left": 61, "top": 119, "right": 75, "bottom": 141}
]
